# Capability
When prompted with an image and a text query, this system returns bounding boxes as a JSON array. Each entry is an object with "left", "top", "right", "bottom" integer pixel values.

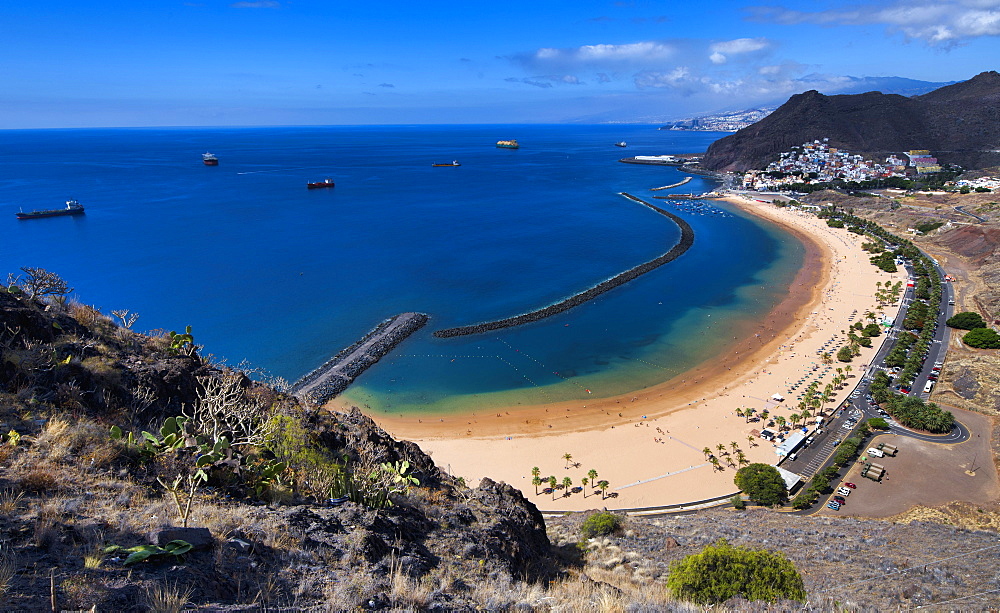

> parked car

[
  {"left": 827, "top": 501, "right": 841, "bottom": 510},
  {"left": 844, "top": 482, "right": 857, "bottom": 489},
  {"left": 833, "top": 496, "right": 846, "bottom": 504}
]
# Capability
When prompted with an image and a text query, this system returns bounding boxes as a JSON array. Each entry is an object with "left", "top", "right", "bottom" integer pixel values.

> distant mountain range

[
  {"left": 660, "top": 76, "right": 955, "bottom": 132},
  {"left": 700, "top": 71, "right": 1000, "bottom": 172}
]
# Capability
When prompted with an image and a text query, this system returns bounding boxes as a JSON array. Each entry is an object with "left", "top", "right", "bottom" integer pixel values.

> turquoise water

[{"left": 0, "top": 125, "right": 803, "bottom": 413}]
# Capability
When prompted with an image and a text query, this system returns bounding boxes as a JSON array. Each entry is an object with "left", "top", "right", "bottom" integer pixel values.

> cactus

[{"left": 167, "top": 325, "right": 197, "bottom": 356}]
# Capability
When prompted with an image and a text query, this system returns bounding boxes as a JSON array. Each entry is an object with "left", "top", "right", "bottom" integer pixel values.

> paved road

[{"left": 779, "top": 250, "right": 968, "bottom": 514}]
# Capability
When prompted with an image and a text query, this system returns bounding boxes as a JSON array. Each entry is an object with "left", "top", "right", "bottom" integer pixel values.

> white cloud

[
  {"left": 749, "top": 0, "right": 1000, "bottom": 46},
  {"left": 707, "top": 38, "right": 771, "bottom": 64},
  {"left": 519, "top": 41, "right": 676, "bottom": 72},
  {"left": 230, "top": 1, "right": 280, "bottom": 7}
]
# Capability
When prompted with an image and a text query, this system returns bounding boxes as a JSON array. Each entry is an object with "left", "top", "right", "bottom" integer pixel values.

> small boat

[
  {"left": 496, "top": 139, "right": 519, "bottom": 149},
  {"left": 202, "top": 152, "right": 219, "bottom": 166},
  {"left": 432, "top": 161, "right": 461, "bottom": 167},
  {"left": 307, "top": 178, "right": 336, "bottom": 189},
  {"left": 16, "top": 199, "right": 85, "bottom": 220},
  {"left": 615, "top": 142, "right": 627, "bottom": 147}
]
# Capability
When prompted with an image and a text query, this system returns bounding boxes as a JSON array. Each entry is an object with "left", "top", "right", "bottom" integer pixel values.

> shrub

[
  {"left": 963, "top": 328, "right": 1000, "bottom": 349},
  {"left": 667, "top": 539, "right": 806, "bottom": 604},
  {"left": 836, "top": 346, "right": 854, "bottom": 362},
  {"left": 580, "top": 511, "right": 622, "bottom": 538},
  {"left": 734, "top": 464, "right": 787, "bottom": 507},
  {"left": 946, "top": 311, "right": 986, "bottom": 330},
  {"left": 731, "top": 495, "right": 745, "bottom": 510},
  {"left": 868, "top": 417, "right": 890, "bottom": 430}
]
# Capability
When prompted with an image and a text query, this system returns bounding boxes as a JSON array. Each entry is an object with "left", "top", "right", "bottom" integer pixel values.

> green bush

[
  {"left": 947, "top": 311, "right": 986, "bottom": 330},
  {"left": 868, "top": 417, "right": 890, "bottom": 430},
  {"left": 963, "top": 328, "right": 1000, "bottom": 349},
  {"left": 667, "top": 539, "right": 806, "bottom": 604},
  {"left": 734, "top": 464, "right": 787, "bottom": 507},
  {"left": 731, "top": 495, "right": 746, "bottom": 510},
  {"left": 580, "top": 511, "right": 623, "bottom": 538}
]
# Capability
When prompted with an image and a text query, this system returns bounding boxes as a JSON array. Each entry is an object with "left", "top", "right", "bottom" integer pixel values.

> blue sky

[{"left": 3, "top": 0, "right": 999, "bottom": 128}]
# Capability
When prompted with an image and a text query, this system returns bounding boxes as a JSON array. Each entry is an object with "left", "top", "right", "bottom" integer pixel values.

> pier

[
  {"left": 618, "top": 156, "right": 684, "bottom": 166},
  {"left": 290, "top": 312, "right": 428, "bottom": 404},
  {"left": 433, "top": 193, "right": 694, "bottom": 338},
  {"left": 651, "top": 176, "right": 692, "bottom": 191}
]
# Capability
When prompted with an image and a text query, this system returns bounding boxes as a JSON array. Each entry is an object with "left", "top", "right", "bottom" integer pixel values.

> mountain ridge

[{"left": 701, "top": 71, "right": 1000, "bottom": 172}]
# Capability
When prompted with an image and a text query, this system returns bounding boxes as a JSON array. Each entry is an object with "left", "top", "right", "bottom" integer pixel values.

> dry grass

[
  {"left": 0, "top": 545, "right": 15, "bottom": 596},
  {"left": 0, "top": 488, "right": 24, "bottom": 513},
  {"left": 145, "top": 580, "right": 193, "bottom": 613},
  {"left": 388, "top": 555, "right": 432, "bottom": 609}
]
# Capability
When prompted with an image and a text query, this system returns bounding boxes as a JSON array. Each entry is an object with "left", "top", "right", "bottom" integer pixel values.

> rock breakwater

[
  {"left": 291, "top": 312, "right": 428, "bottom": 404},
  {"left": 433, "top": 193, "right": 694, "bottom": 338}
]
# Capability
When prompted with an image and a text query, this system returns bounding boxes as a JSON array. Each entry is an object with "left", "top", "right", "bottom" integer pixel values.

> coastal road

[{"left": 779, "top": 252, "right": 967, "bottom": 514}]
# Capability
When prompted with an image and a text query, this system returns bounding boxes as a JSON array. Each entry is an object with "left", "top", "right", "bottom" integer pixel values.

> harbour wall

[
  {"left": 432, "top": 193, "right": 694, "bottom": 338},
  {"left": 291, "top": 312, "right": 428, "bottom": 404}
]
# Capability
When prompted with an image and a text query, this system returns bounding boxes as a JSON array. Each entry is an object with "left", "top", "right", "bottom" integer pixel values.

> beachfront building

[
  {"left": 955, "top": 176, "right": 1000, "bottom": 191},
  {"left": 742, "top": 139, "right": 908, "bottom": 190}
]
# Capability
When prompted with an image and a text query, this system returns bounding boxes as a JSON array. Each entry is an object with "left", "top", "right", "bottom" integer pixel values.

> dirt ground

[{"left": 818, "top": 407, "right": 999, "bottom": 518}]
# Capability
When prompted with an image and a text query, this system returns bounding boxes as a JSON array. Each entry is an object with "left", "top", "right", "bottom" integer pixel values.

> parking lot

[{"left": 815, "top": 408, "right": 999, "bottom": 518}]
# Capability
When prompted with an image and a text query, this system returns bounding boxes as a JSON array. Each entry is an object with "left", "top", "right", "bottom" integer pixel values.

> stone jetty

[
  {"left": 433, "top": 193, "right": 694, "bottom": 338},
  {"left": 650, "top": 176, "right": 693, "bottom": 191},
  {"left": 291, "top": 312, "right": 428, "bottom": 404}
]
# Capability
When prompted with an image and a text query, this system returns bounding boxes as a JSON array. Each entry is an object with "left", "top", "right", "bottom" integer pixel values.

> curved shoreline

[{"left": 432, "top": 193, "right": 694, "bottom": 338}]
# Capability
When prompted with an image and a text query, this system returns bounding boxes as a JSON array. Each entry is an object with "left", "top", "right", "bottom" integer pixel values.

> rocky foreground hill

[
  {"left": 2, "top": 275, "right": 1000, "bottom": 610},
  {"left": 701, "top": 71, "right": 1000, "bottom": 172}
]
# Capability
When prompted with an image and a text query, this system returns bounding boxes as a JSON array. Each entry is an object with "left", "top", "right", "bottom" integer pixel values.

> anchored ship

[
  {"left": 496, "top": 139, "right": 519, "bottom": 149},
  {"left": 307, "top": 178, "right": 336, "bottom": 189},
  {"left": 16, "top": 199, "right": 85, "bottom": 220},
  {"left": 202, "top": 152, "right": 219, "bottom": 166},
  {"left": 432, "top": 161, "right": 461, "bottom": 167}
]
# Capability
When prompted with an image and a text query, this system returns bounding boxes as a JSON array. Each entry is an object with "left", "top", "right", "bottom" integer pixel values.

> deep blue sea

[{"left": 0, "top": 125, "right": 803, "bottom": 414}]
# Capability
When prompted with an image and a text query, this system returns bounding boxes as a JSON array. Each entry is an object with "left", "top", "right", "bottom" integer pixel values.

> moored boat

[
  {"left": 615, "top": 142, "right": 627, "bottom": 147},
  {"left": 496, "top": 139, "right": 519, "bottom": 149},
  {"left": 202, "top": 152, "right": 219, "bottom": 166},
  {"left": 307, "top": 178, "right": 336, "bottom": 189},
  {"left": 432, "top": 161, "right": 461, "bottom": 167},
  {"left": 16, "top": 199, "right": 85, "bottom": 220}
]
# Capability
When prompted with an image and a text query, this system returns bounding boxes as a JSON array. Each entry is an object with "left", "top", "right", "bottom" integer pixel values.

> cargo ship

[
  {"left": 307, "top": 178, "right": 336, "bottom": 189},
  {"left": 496, "top": 139, "right": 519, "bottom": 149},
  {"left": 202, "top": 152, "right": 219, "bottom": 166},
  {"left": 432, "top": 161, "right": 461, "bottom": 167},
  {"left": 16, "top": 199, "right": 85, "bottom": 220}
]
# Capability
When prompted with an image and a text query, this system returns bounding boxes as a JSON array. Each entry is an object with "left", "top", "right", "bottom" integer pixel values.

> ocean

[{"left": 0, "top": 125, "right": 803, "bottom": 414}]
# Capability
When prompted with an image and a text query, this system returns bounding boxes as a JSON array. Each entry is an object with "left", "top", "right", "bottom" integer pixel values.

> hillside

[
  {"left": 2, "top": 272, "right": 1000, "bottom": 610},
  {"left": 702, "top": 71, "right": 1000, "bottom": 172}
]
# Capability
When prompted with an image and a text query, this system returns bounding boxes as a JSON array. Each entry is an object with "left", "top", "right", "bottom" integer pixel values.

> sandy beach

[{"left": 329, "top": 197, "right": 908, "bottom": 511}]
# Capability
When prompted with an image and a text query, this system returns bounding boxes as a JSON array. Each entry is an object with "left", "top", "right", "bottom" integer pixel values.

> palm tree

[
  {"left": 716, "top": 443, "right": 727, "bottom": 455},
  {"left": 736, "top": 450, "right": 748, "bottom": 465},
  {"left": 532, "top": 475, "right": 542, "bottom": 495},
  {"left": 790, "top": 413, "right": 801, "bottom": 428},
  {"left": 702, "top": 447, "right": 713, "bottom": 459},
  {"left": 562, "top": 476, "right": 572, "bottom": 496},
  {"left": 581, "top": 477, "right": 589, "bottom": 498},
  {"left": 747, "top": 434, "right": 757, "bottom": 447},
  {"left": 562, "top": 452, "right": 573, "bottom": 468},
  {"left": 800, "top": 409, "right": 812, "bottom": 425},
  {"left": 730, "top": 441, "right": 740, "bottom": 453},
  {"left": 726, "top": 456, "right": 737, "bottom": 468},
  {"left": 744, "top": 408, "right": 756, "bottom": 423},
  {"left": 598, "top": 480, "right": 610, "bottom": 500},
  {"left": 548, "top": 476, "right": 557, "bottom": 500},
  {"left": 836, "top": 367, "right": 843, "bottom": 378},
  {"left": 588, "top": 469, "right": 598, "bottom": 486},
  {"left": 774, "top": 415, "right": 787, "bottom": 431},
  {"left": 709, "top": 457, "right": 722, "bottom": 471},
  {"left": 735, "top": 407, "right": 744, "bottom": 421},
  {"left": 845, "top": 365, "right": 853, "bottom": 377},
  {"left": 821, "top": 352, "right": 832, "bottom": 364}
]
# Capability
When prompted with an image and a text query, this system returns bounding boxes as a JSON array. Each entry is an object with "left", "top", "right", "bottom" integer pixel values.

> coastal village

[{"left": 740, "top": 139, "right": 952, "bottom": 191}]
